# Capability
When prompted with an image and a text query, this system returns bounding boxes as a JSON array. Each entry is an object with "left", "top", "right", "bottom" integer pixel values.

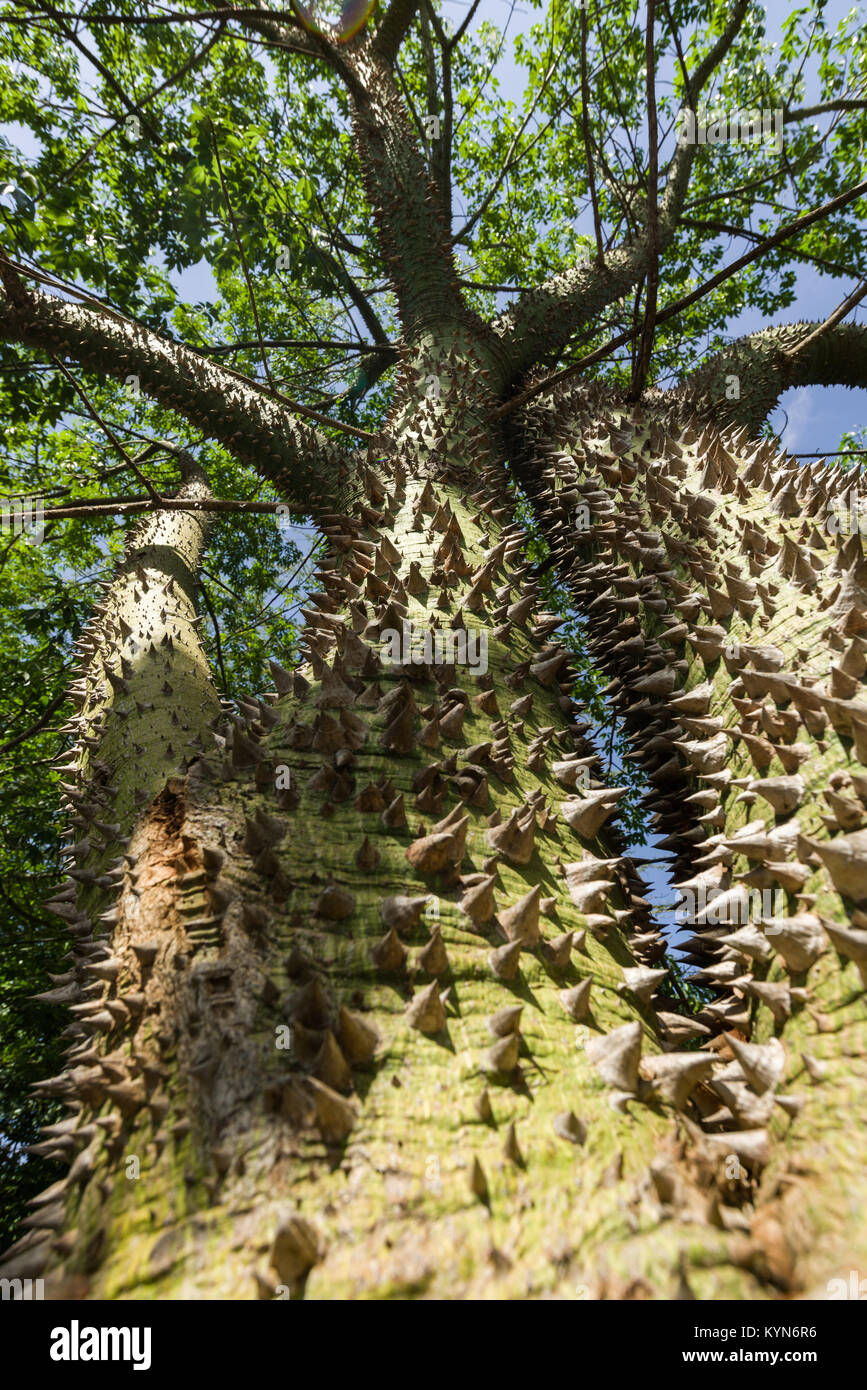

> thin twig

[
  {"left": 48, "top": 356, "right": 163, "bottom": 500},
  {"left": 199, "top": 577, "right": 229, "bottom": 695},
  {"left": 783, "top": 276, "right": 867, "bottom": 358},
  {"left": 0, "top": 692, "right": 68, "bottom": 756},
  {"left": 220, "top": 537, "right": 322, "bottom": 639},
  {"left": 580, "top": 1, "right": 604, "bottom": 266},
  {"left": 680, "top": 216, "right": 861, "bottom": 281},
  {"left": 629, "top": 0, "right": 659, "bottom": 400},
  {"left": 205, "top": 337, "right": 393, "bottom": 355}
]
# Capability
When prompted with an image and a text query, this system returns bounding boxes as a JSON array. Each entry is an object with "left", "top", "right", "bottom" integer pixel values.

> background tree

[{"left": 1, "top": 0, "right": 866, "bottom": 1298}]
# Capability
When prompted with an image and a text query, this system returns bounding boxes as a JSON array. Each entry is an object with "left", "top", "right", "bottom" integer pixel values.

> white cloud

[{"left": 780, "top": 386, "right": 815, "bottom": 451}]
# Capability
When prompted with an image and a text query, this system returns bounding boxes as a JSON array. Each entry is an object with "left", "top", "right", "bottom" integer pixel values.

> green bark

[
  {"left": 6, "top": 367, "right": 867, "bottom": 1299},
  {"left": 515, "top": 381, "right": 867, "bottom": 1295},
  {"left": 678, "top": 322, "right": 867, "bottom": 434},
  {"left": 4, "top": 428, "right": 676, "bottom": 1297}
]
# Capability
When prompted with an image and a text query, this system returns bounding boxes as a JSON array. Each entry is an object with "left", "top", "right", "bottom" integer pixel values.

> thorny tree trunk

[
  {"left": 3, "top": 0, "right": 867, "bottom": 1303},
  {"left": 4, "top": 337, "right": 867, "bottom": 1300}
]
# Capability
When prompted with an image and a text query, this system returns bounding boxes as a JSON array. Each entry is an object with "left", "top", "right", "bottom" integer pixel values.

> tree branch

[
  {"left": 783, "top": 276, "right": 867, "bottom": 357},
  {"left": 208, "top": 118, "right": 275, "bottom": 392},
  {"left": 447, "top": 0, "right": 483, "bottom": 50},
  {"left": 419, "top": 2, "right": 452, "bottom": 227},
  {"left": 55, "top": 20, "right": 225, "bottom": 186},
  {"left": 784, "top": 98, "right": 867, "bottom": 123},
  {"left": 0, "top": 265, "right": 358, "bottom": 512},
  {"left": 235, "top": 3, "right": 466, "bottom": 340},
  {"left": 48, "top": 356, "right": 163, "bottom": 501},
  {"left": 373, "top": 0, "right": 420, "bottom": 65},
  {"left": 255, "top": 163, "right": 388, "bottom": 352},
  {"left": 452, "top": 31, "right": 580, "bottom": 247},
  {"left": 231, "top": 17, "right": 467, "bottom": 343},
  {"left": 39, "top": 496, "right": 292, "bottom": 520},
  {"left": 227, "top": 6, "right": 367, "bottom": 96},
  {"left": 0, "top": 8, "right": 309, "bottom": 26},
  {"left": 308, "top": 231, "right": 390, "bottom": 347},
  {"left": 680, "top": 215, "right": 862, "bottom": 281},
  {"left": 199, "top": 576, "right": 229, "bottom": 695},
  {"left": 498, "top": 171, "right": 867, "bottom": 417},
  {"left": 580, "top": 1, "right": 604, "bottom": 267},
  {"left": 0, "top": 692, "right": 67, "bottom": 756},
  {"left": 491, "top": 0, "right": 750, "bottom": 381},
  {"left": 30, "top": 0, "right": 161, "bottom": 144},
  {"left": 676, "top": 317, "right": 867, "bottom": 433},
  {"left": 204, "top": 337, "right": 395, "bottom": 355},
  {"left": 343, "top": 44, "right": 470, "bottom": 337}
]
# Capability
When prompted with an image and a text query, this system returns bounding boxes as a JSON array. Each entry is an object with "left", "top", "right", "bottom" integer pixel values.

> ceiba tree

[{"left": 2, "top": 0, "right": 867, "bottom": 1299}]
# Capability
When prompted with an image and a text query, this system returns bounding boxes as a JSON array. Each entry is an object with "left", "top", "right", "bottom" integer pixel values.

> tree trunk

[
  {"left": 513, "top": 382, "right": 867, "bottom": 1298},
  {"left": 4, "top": 350, "right": 867, "bottom": 1302}
]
